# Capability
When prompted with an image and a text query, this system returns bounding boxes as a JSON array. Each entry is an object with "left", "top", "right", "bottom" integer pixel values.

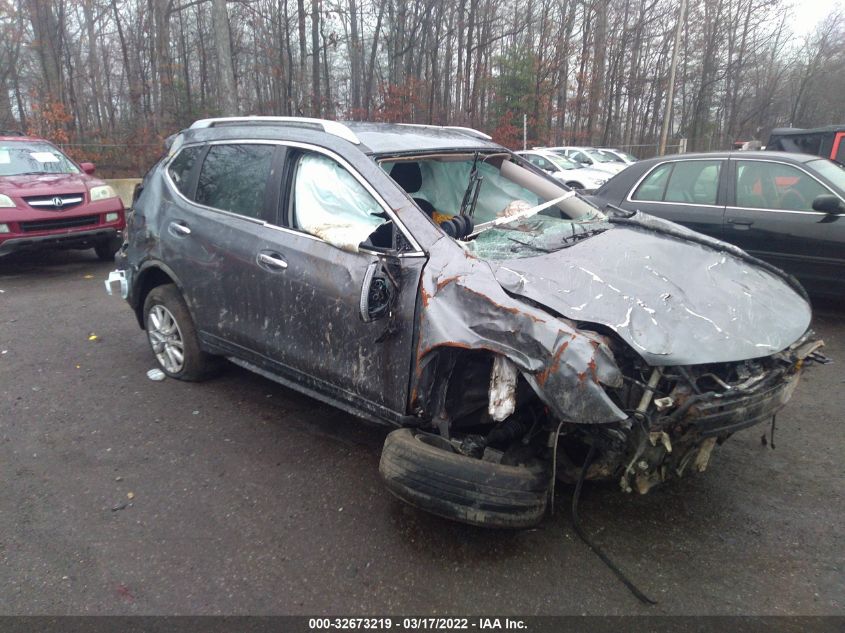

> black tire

[
  {"left": 94, "top": 237, "right": 121, "bottom": 262},
  {"left": 379, "top": 428, "right": 549, "bottom": 529},
  {"left": 565, "top": 181, "right": 584, "bottom": 190},
  {"left": 142, "top": 284, "right": 220, "bottom": 381}
]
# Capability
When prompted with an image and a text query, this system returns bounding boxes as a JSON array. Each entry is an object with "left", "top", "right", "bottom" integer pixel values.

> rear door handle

[
  {"left": 168, "top": 221, "right": 191, "bottom": 236},
  {"left": 257, "top": 252, "right": 288, "bottom": 270},
  {"left": 728, "top": 219, "right": 753, "bottom": 229}
]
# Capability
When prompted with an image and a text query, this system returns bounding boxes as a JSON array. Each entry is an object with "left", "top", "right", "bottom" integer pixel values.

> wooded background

[{"left": 2, "top": 0, "right": 844, "bottom": 175}]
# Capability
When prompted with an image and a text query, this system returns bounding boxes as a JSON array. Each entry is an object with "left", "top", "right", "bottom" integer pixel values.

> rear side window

[
  {"left": 195, "top": 144, "right": 275, "bottom": 219},
  {"left": 167, "top": 146, "right": 203, "bottom": 198},
  {"left": 633, "top": 160, "right": 721, "bottom": 205},
  {"left": 632, "top": 163, "right": 672, "bottom": 201}
]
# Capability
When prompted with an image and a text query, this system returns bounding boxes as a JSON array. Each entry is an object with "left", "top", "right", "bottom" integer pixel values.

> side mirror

[
  {"left": 812, "top": 194, "right": 845, "bottom": 214},
  {"left": 80, "top": 162, "right": 96, "bottom": 175},
  {"left": 360, "top": 259, "right": 399, "bottom": 323}
]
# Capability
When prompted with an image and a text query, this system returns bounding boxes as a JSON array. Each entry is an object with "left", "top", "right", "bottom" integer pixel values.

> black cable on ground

[{"left": 571, "top": 444, "right": 658, "bottom": 606}]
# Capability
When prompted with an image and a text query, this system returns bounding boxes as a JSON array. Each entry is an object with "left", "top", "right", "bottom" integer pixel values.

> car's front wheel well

[
  {"left": 414, "top": 348, "right": 549, "bottom": 459},
  {"left": 133, "top": 267, "right": 178, "bottom": 329}
]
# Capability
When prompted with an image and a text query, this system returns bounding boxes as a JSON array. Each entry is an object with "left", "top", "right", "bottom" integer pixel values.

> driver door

[{"left": 254, "top": 146, "right": 425, "bottom": 415}]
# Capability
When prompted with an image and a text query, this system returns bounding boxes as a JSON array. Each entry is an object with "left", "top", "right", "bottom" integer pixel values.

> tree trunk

[
  {"left": 311, "top": 0, "right": 321, "bottom": 116},
  {"left": 211, "top": 0, "right": 238, "bottom": 115}
]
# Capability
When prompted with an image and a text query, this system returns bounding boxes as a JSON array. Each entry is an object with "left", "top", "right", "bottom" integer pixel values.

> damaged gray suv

[{"left": 108, "top": 117, "right": 821, "bottom": 528}]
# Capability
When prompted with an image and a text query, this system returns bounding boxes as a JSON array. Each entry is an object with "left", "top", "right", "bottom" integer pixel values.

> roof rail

[
  {"left": 189, "top": 116, "right": 360, "bottom": 144},
  {"left": 396, "top": 123, "right": 492, "bottom": 141}
]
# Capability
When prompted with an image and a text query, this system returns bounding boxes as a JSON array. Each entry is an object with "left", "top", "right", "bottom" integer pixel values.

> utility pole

[
  {"left": 523, "top": 114, "right": 527, "bottom": 150},
  {"left": 659, "top": 0, "right": 686, "bottom": 155}
]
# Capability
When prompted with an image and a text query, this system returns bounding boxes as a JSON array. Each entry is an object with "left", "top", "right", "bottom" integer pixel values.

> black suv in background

[
  {"left": 767, "top": 125, "right": 845, "bottom": 164},
  {"left": 108, "top": 117, "right": 819, "bottom": 528}
]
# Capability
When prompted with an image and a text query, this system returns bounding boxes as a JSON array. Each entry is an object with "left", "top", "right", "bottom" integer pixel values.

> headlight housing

[
  {"left": 89, "top": 185, "right": 118, "bottom": 202},
  {"left": 105, "top": 212, "right": 121, "bottom": 223},
  {"left": 0, "top": 194, "right": 15, "bottom": 208},
  {"left": 0, "top": 223, "right": 10, "bottom": 233}
]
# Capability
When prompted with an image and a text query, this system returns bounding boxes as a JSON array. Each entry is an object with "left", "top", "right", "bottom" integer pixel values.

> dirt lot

[{"left": 0, "top": 249, "right": 843, "bottom": 615}]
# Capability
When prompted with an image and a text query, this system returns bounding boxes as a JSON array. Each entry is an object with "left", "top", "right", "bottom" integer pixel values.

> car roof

[
  {"left": 344, "top": 122, "right": 499, "bottom": 154},
  {"left": 634, "top": 150, "right": 822, "bottom": 164},
  {"left": 178, "top": 118, "right": 500, "bottom": 156},
  {"left": 0, "top": 135, "right": 49, "bottom": 143},
  {"left": 770, "top": 125, "right": 845, "bottom": 136}
]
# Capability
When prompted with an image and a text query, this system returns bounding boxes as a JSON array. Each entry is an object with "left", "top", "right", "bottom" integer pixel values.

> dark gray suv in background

[{"left": 108, "top": 117, "right": 821, "bottom": 528}]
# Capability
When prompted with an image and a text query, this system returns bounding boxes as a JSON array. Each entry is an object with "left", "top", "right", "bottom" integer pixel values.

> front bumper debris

[{"left": 105, "top": 269, "right": 129, "bottom": 299}]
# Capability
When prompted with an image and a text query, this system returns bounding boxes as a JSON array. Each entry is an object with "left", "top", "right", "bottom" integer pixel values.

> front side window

[
  {"left": 526, "top": 155, "right": 553, "bottom": 171},
  {"left": 570, "top": 151, "right": 591, "bottom": 165},
  {"left": 0, "top": 141, "right": 80, "bottom": 176},
  {"left": 291, "top": 152, "right": 388, "bottom": 252},
  {"left": 195, "top": 144, "right": 275, "bottom": 219},
  {"left": 735, "top": 160, "right": 830, "bottom": 211}
]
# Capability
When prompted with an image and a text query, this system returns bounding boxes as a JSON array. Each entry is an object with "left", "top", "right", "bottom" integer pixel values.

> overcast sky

[{"left": 790, "top": 0, "right": 844, "bottom": 35}]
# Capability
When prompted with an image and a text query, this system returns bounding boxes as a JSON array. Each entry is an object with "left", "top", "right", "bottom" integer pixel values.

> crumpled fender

[{"left": 414, "top": 238, "right": 627, "bottom": 424}]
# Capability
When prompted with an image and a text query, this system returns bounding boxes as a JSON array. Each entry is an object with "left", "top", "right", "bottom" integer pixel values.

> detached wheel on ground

[
  {"left": 379, "top": 428, "right": 549, "bottom": 528},
  {"left": 94, "top": 236, "right": 121, "bottom": 262},
  {"left": 142, "top": 284, "right": 220, "bottom": 381}
]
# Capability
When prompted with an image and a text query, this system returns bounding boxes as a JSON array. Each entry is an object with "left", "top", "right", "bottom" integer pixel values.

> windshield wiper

[
  {"left": 13, "top": 171, "right": 50, "bottom": 176},
  {"left": 469, "top": 192, "right": 577, "bottom": 237},
  {"left": 459, "top": 152, "right": 484, "bottom": 218}
]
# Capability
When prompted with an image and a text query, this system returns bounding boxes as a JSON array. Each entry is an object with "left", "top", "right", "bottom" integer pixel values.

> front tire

[
  {"left": 143, "top": 284, "right": 219, "bottom": 381},
  {"left": 379, "top": 428, "right": 549, "bottom": 529}
]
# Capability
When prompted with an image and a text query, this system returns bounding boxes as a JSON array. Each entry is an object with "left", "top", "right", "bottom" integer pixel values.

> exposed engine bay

[{"left": 412, "top": 329, "right": 822, "bottom": 496}]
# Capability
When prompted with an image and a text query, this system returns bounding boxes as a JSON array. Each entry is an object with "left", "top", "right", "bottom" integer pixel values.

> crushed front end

[{"left": 554, "top": 331, "right": 824, "bottom": 493}]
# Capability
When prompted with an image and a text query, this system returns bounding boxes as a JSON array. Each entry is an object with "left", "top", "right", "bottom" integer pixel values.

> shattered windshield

[
  {"left": 464, "top": 214, "right": 612, "bottom": 259},
  {"left": 383, "top": 153, "right": 606, "bottom": 259}
]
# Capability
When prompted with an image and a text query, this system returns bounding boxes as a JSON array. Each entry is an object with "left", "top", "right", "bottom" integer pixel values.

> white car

[
  {"left": 517, "top": 150, "right": 610, "bottom": 190},
  {"left": 539, "top": 146, "right": 628, "bottom": 175},
  {"left": 597, "top": 148, "right": 638, "bottom": 164}
]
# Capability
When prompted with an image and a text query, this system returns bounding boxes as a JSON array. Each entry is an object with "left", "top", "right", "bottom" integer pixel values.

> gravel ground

[{"left": 0, "top": 249, "right": 842, "bottom": 615}]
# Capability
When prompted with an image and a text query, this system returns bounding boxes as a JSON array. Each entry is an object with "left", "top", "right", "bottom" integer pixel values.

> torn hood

[{"left": 490, "top": 225, "right": 812, "bottom": 366}]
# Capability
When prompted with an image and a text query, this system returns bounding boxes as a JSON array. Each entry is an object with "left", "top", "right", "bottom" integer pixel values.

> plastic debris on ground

[{"left": 146, "top": 368, "right": 166, "bottom": 381}]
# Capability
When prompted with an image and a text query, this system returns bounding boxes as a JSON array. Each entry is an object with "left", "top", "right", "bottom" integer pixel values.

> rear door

[
  {"left": 624, "top": 158, "right": 727, "bottom": 239},
  {"left": 725, "top": 158, "right": 845, "bottom": 293},
  {"left": 160, "top": 141, "right": 286, "bottom": 351}
]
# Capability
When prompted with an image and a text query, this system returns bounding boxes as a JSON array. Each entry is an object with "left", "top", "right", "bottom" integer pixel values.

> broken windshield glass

[{"left": 464, "top": 215, "right": 612, "bottom": 260}]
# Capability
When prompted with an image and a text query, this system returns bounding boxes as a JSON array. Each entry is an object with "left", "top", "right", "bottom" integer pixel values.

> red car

[{"left": 0, "top": 132, "right": 125, "bottom": 261}]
